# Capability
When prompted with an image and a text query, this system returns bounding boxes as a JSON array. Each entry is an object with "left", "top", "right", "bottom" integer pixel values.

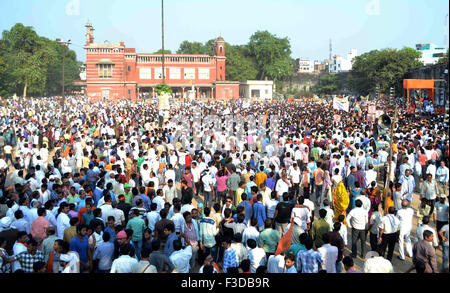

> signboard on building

[{"left": 184, "top": 68, "right": 195, "bottom": 79}]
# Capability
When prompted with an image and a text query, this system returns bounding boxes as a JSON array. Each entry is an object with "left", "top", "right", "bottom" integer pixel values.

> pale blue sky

[{"left": 0, "top": 0, "right": 448, "bottom": 62}]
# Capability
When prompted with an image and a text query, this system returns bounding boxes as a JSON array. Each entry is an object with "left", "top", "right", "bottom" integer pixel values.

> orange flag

[{"left": 275, "top": 217, "right": 294, "bottom": 256}]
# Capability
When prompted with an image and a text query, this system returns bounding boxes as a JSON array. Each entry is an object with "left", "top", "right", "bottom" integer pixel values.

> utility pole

[
  {"left": 383, "top": 86, "right": 396, "bottom": 214},
  {"left": 161, "top": 0, "right": 165, "bottom": 84}
]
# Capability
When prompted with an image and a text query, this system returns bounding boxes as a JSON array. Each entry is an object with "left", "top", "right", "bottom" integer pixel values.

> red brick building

[{"left": 84, "top": 22, "right": 239, "bottom": 101}]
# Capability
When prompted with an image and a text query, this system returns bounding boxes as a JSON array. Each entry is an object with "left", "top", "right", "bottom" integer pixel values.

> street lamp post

[
  {"left": 161, "top": 0, "right": 165, "bottom": 84},
  {"left": 57, "top": 39, "right": 71, "bottom": 111}
]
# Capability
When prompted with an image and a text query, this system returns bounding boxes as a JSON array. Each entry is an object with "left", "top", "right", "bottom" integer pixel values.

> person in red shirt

[{"left": 185, "top": 153, "right": 193, "bottom": 169}]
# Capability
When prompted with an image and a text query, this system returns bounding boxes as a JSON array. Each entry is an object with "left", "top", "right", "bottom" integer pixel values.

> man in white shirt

[
  {"left": 355, "top": 193, "right": 371, "bottom": 215},
  {"left": 110, "top": 244, "right": 138, "bottom": 273},
  {"left": 169, "top": 239, "right": 192, "bottom": 273},
  {"left": 247, "top": 238, "right": 266, "bottom": 273},
  {"left": 365, "top": 164, "right": 378, "bottom": 188},
  {"left": 153, "top": 190, "right": 166, "bottom": 212},
  {"left": 346, "top": 199, "right": 368, "bottom": 258},
  {"left": 242, "top": 219, "right": 260, "bottom": 248},
  {"left": 415, "top": 215, "right": 439, "bottom": 248},
  {"left": 378, "top": 207, "right": 400, "bottom": 261},
  {"left": 265, "top": 192, "right": 279, "bottom": 220},
  {"left": 291, "top": 197, "right": 311, "bottom": 232},
  {"left": 289, "top": 163, "right": 301, "bottom": 199},
  {"left": 163, "top": 179, "right": 177, "bottom": 204},
  {"left": 165, "top": 164, "right": 176, "bottom": 184},
  {"left": 317, "top": 233, "right": 339, "bottom": 273},
  {"left": 396, "top": 199, "right": 414, "bottom": 260},
  {"left": 275, "top": 175, "right": 290, "bottom": 198},
  {"left": 106, "top": 201, "right": 125, "bottom": 227}
]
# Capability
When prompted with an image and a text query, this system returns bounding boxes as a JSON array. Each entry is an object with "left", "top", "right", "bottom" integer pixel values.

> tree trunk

[{"left": 23, "top": 80, "right": 28, "bottom": 99}]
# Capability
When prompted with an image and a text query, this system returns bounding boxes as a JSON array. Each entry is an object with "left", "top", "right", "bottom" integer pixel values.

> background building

[
  {"left": 239, "top": 80, "right": 274, "bottom": 99},
  {"left": 416, "top": 43, "right": 447, "bottom": 65},
  {"left": 296, "top": 58, "right": 314, "bottom": 73},
  {"left": 84, "top": 22, "right": 239, "bottom": 101},
  {"left": 329, "top": 48, "right": 358, "bottom": 73}
]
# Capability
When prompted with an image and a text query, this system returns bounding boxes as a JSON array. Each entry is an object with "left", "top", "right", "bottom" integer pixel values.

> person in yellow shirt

[
  {"left": 255, "top": 166, "right": 267, "bottom": 188},
  {"left": 235, "top": 181, "right": 246, "bottom": 206},
  {"left": 82, "top": 151, "right": 91, "bottom": 169}
]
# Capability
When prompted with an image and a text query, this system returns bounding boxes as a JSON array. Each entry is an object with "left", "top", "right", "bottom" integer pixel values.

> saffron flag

[
  {"left": 355, "top": 102, "right": 361, "bottom": 116},
  {"left": 333, "top": 96, "right": 349, "bottom": 112},
  {"left": 275, "top": 217, "right": 294, "bottom": 256}
]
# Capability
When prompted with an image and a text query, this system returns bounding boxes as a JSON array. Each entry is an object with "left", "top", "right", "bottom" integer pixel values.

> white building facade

[
  {"left": 416, "top": 43, "right": 447, "bottom": 65},
  {"left": 239, "top": 80, "right": 274, "bottom": 99},
  {"left": 296, "top": 58, "right": 314, "bottom": 73},
  {"left": 329, "top": 49, "right": 358, "bottom": 73}
]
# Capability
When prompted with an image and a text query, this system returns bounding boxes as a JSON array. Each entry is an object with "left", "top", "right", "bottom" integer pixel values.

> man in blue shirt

[
  {"left": 93, "top": 232, "right": 114, "bottom": 273},
  {"left": 70, "top": 224, "right": 92, "bottom": 272},
  {"left": 238, "top": 193, "right": 253, "bottom": 224},
  {"left": 138, "top": 186, "right": 151, "bottom": 211},
  {"left": 93, "top": 180, "right": 105, "bottom": 207},
  {"left": 265, "top": 172, "right": 277, "bottom": 190},
  {"left": 163, "top": 222, "right": 179, "bottom": 257},
  {"left": 252, "top": 194, "right": 267, "bottom": 231}
]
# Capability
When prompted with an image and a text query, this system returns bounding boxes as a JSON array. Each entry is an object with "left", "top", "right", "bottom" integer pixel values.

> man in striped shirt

[
  {"left": 296, "top": 235, "right": 323, "bottom": 273},
  {"left": 221, "top": 237, "right": 238, "bottom": 273}
]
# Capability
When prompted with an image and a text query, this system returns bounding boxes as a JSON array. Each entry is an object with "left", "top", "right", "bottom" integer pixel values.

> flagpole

[{"left": 383, "top": 105, "right": 397, "bottom": 214}]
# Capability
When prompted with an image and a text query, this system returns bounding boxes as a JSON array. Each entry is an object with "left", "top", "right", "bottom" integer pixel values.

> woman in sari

[{"left": 332, "top": 181, "right": 350, "bottom": 224}]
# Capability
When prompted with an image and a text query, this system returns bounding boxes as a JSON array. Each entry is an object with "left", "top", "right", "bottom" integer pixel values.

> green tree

[
  {"left": 154, "top": 49, "right": 172, "bottom": 54},
  {"left": 248, "top": 31, "right": 294, "bottom": 81},
  {"left": 314, "top": 74, "right": 338, "bottom": 95},
  {"left": 0, "top": 24, "right": 57, "bottom": 98},
  {"left": 225, "top": 44, "right": 258, "bottom": 81},
  {"left": 44, "top": 39, "right": 82, "bottom": 96},
  {"left": 176, "top": 41, "right": 211, "bottom": 55},
  {"left": 0, "top": 23, "right": 82, "bottom": 98},
  {"left": 155, "top": 83, "right": 172, "bottom": 95},
  {"left": 347, "top": 47, "right": 423, "bottom": 96}
]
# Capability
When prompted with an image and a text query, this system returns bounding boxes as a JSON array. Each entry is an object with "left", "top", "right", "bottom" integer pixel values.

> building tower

[
  {"left": 329, "top": 38, "right": 332, "bottom": 73},
  {"left": 214, "top": 36, "right": 226, "bottom": 81},
  {"left": 85, "top": 21, "right": 94, "bottom": 45}
]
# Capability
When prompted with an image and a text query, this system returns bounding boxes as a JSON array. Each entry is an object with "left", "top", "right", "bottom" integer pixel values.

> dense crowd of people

[{"left": 0, "top": 95, "right": 448, "bottom": 274}]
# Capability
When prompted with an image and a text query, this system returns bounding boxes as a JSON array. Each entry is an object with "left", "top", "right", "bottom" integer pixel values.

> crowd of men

[{"left": 0, "top": 95, "right": 448, "bottom": 274}]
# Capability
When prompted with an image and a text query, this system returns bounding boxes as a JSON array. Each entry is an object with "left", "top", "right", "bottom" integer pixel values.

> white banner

[{"left": 333, "top": 96, "right": 349, "bottom": 112}]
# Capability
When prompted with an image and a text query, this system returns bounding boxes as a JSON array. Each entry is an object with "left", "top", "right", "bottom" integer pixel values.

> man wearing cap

[{"left": 121, "top": 184, "right": 133, "bottom": 206}]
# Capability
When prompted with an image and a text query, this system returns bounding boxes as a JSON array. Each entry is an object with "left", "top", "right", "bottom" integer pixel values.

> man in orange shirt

[{"left": 255, "top": 166, "right": 267, "bottom": 188}]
